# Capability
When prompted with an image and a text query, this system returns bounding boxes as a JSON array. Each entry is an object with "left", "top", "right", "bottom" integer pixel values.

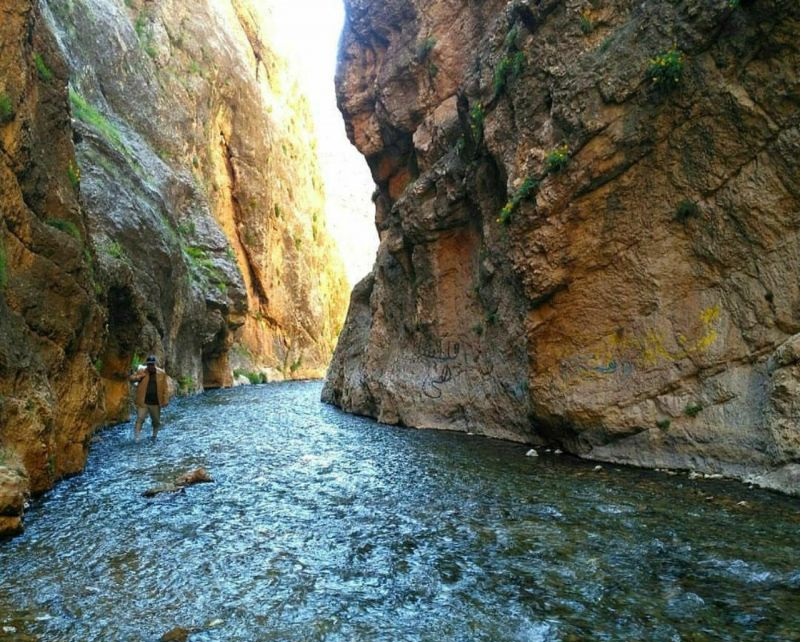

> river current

[{"left": 0, "top": 382, "right": 798, "bottom": 641}]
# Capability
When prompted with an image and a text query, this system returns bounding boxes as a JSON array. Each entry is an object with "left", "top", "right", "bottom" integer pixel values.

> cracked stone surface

[{"left": 324, "top": 0, "right": 799, "bottom": 492}]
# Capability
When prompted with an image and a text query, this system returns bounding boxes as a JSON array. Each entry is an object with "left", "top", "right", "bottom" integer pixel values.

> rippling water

[{"left": 0, "top": 382, "right": 798, "bottom": 641}]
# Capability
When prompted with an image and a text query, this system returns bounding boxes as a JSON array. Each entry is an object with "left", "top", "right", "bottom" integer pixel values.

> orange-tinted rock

[
  {"left": 0, "top": 463, "right": 28, "bottom": 538},
  {"left": 0, "top": 2, "right": 106, "bottom": 497},
  {"left": 325, "top": 0, "right": 799, "bottom": 493}
]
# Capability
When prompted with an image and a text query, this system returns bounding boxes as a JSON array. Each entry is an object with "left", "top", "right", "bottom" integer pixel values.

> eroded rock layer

[
  {"left": 324, "top": 0, "right": 800, "bottom": 492},
  {"left": 43, "top": 0, "right": 347, "bottom": 388},
  {"left": 1, "top": 1, "right": 106, "bottom": 510},
  {"left": 0, "top": 0, "right": 347, "bottom": 532}
]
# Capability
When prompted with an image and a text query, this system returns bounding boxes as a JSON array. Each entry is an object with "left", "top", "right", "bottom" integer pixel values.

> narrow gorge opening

[
  {"left": 83, "top": 0, "right": 377, "bottom": 395},
  {"left": 0, "top": 0, "right": 384, "bottom": 528},
  {"left": 215, "top": 0, "right": 379, "bottom": 386},
  {"left": 266, "top": 0, "right": 378, "bottom": 289}
]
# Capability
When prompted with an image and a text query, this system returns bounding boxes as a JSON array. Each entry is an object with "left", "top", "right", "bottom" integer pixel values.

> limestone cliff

[
  {"left": 0, "top": 0, "right": 107, "bottom": 534},
  {"left": 324, "top": 0, "right": 800, "bottom": 493},
  {"left": 43, "top": 0, "right": 348, "bottom": 391},
  {"left": 0, "top": 0, "right": 347, "bottom": 535}
]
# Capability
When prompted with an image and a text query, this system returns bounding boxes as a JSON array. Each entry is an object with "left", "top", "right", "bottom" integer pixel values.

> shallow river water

[{"left": 0, "top": 382, "right": 798, "bottom": 641}]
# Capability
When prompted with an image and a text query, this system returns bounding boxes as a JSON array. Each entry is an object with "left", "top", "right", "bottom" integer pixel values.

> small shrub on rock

[
  {"left": 684, "top": 403, "right": 703, "bottom": 417},
  {"left": 647, "top": 48, "right": 684, "bottom": 91},
  {"left": 470, "top": 102, "right": 485, "bottom": 142},
  {"left": 33, "top": 53, "right": 53, "bottom": 82},
  {"left": 579, "top": 11, "right": 594, "bottom": 35},
  {"left": 0, "top": 94, "right": 13, "bottom": 123},
  {"left": 178, "top": 375, "right": 195, "bottom": 394},
  {"left": 46, "top": 218, "right": 81, "bottom": 241},
  {"left": 498, "top": 202, "right": 514, "bottom": 225},
  {"left": 416, "top": 37, "right": 436, "bottom": 62},
  {"left": 247, "top": 371, "right": 264, "bottom": 385},
  {"left": 67, "top": 161, "right": 81, "bottom": 189},
  {"left": 135, "top": 13, "right": 148, "bottom": 38},
  {"left": 675, "top": 199, "right": 700, "bottom": 221},
  {"left": 544, "top": 144, "right": 570, "bottom": 174},
  {"left": 504, "top": 24, "right": 520, "bottom": 51},
  {"left": 69, "top": 87, "right": 126, "bottom": 153},
  {"left": 101, "top": 240, "right": 126, "bottom": 260},
  {"left": 493, "top": 51, "right": 526, "bottom": 96},
  {"left": 498, "top": 177, "right": 539, "bottom": 224}
]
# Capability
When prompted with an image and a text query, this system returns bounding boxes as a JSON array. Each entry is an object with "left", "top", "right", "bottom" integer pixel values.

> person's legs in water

[
  {"left": 134, "top": 405, "right": 148, "bottom": 441},
  {"left": 148, "top": 405, "right": 161, "bottom": 439}
]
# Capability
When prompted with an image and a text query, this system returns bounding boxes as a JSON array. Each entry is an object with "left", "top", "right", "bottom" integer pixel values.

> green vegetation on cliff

[
  {"left": 33, "top": 52, "right": 53, "bottom": 81},
  {"left": 46, "top": 219, "right": 82, "bottom": 242},
  {"left": 68, "top": 87, "right": 126, "bottom": 153},
  {"left": 498, "top": 177, "right": 539, "bottom": 225},
  {"left": 544, "top": 144, "right": 570, "bottom": 174},
  {"left": 0, "top": 240, "right": 7, "bottom": 290},
  {"left": 0, "top": 93, "right": 13, "bottom": 122},
  {"left": 646, "top": 48, "right": 685, "bottom": 90}
]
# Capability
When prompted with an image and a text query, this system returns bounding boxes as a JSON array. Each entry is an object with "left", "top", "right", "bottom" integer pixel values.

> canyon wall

[
  {"left": 0, "top": 0, "right": 347, "bottom": 534},
  {"left": 0, "top": 0, "right": 107, "bottom": 533},
  {"left": 44, "top": 0, "right": 348, "bottom": 391},
  {"left": 324, "top": 0, "right": 799, "bottom": 493}
]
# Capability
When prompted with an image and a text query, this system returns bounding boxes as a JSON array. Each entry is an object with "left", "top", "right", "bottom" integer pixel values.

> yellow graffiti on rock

[{"left": 557, "top": 305, "right": 721, "bottom": 381}]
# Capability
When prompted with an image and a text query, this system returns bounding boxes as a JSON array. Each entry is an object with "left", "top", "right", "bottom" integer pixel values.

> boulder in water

[
  {"left": 143, "top": 467, "right": 214, "bottom": 498},
  {"left": 160, "top": 627, "right": 195, "bottom": 642},
  {"left": 175, "top": 467, "right": 213, "bottom": 486}
]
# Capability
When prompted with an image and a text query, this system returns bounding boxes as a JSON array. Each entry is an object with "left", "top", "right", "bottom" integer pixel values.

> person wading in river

[{"left": 129, "top": 355, "right": 169, "bottom": 440}]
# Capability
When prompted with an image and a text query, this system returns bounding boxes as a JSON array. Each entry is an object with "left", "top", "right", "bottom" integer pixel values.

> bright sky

[
  {"left": 260, "top": 0, "right": 378, "bottom": 286},
  {"left": 266, "top": 0, "right": 343, "bottom": 97}
]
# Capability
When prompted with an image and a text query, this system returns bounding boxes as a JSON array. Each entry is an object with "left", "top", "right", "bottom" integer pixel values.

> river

[{"left": 0, "top": 382, "right": 798, "bottom": 641}]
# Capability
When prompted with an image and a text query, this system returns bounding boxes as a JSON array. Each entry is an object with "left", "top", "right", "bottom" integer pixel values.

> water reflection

[{"left": 0, "top": 382, "right": 798, "bottom": 641}]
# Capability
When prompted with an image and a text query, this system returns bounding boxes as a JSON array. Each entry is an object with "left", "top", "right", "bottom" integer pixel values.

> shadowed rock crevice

[{"left": 100, "top": 284, "right": 143, "bottom": 423}]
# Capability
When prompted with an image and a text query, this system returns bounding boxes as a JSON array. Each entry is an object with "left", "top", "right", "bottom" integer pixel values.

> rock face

[
  {"left": 324, "top": 0, "right": 800, "bottom": 492},
  {"left": 43, "top": 0, "right": 348, "bottom": 389},
  {"left": 0, "top": 461, "right": 28, "bottom": 538},
  {"left": 0, "top": 0, "right": 107, "bottom": 498},
  {"left": 0, "top": 0, "right": 347, "bottom": 521}
]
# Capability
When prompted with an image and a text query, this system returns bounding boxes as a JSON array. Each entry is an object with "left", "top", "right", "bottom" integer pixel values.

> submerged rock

[
  {"left": 175, "top": 468, "right": 213, "bottom": 487},
  {"left": 143, "top": 467, "right": 214, "bottom": 498},
  {"left": 159, "top": 627, "right": 196, "bottom": 642}
]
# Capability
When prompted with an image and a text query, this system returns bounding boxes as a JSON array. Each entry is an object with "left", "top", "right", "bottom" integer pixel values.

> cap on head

[{"left": 146, "top": 355, "right": 157, "bottom": 365}]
